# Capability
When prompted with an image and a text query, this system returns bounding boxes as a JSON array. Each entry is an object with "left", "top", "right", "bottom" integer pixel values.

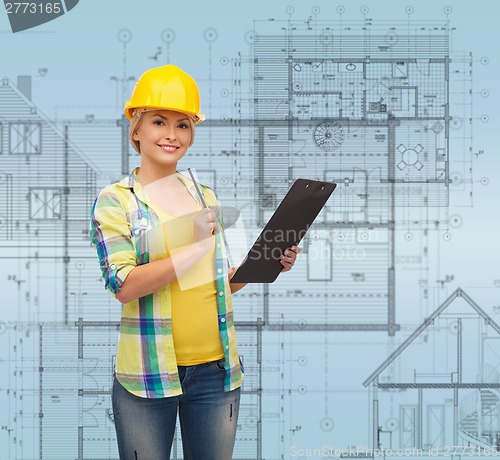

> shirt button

[
  {"left": 134, "top": 229, "right": 140, "bottom": 235},
  {"left": 225, "top": 345, "right": 229, "bottom": 350},
  {"left": 217, "top": 268, "right": 222, "bottom": 273},
  {"left": 219, "top": 291, "right": 224, "bottom": 297},
  {"left": 221, "top": 318, "right": 226, "bottom": 323},
  {"left": 110, "top": 264, "right": 116, "bottom": 270},
  {"left": 217, "top": 243, "right": 221, "bottom": 248}
]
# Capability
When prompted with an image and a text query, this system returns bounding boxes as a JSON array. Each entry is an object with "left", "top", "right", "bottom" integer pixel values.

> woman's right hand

[{"left": 193, "top": 208, "right": 217, "bottom": 246}]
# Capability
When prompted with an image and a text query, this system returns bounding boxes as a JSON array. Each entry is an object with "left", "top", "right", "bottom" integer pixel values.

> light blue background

[{"left": 1, "top": 0, "right": 499, "bottom": 459}]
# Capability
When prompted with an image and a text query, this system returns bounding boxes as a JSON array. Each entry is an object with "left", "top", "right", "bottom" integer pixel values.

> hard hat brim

[{"left": 124, "top": 104, "right": 205, "bottom": 124}]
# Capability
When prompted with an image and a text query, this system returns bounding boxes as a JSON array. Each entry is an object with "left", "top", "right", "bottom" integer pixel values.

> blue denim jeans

[{"left": 112, "top": 358, "right": 241, "bottom": 460}]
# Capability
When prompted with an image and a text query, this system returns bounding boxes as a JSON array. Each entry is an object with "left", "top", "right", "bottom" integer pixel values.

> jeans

[{"left": 112, "top": 358, "right": 241, "bottom": 460}]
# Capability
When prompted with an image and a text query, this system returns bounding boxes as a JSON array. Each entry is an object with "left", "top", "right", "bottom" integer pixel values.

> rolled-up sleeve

[{"left": 89, "top": 190, "right": 137, "bottom": 297}]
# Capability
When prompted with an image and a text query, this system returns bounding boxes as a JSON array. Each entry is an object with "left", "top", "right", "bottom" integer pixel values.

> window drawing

[
  {"left": 29, "top": 188, "right": 62, "bottom": 219},
  {"left": 9, "top": 122, "right": 41, "bottom": 155}
]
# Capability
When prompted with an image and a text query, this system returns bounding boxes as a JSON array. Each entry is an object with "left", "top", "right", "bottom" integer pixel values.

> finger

[
  {"left": 281, "top": 258, "right": 294, "bottom": 268},
  {"left": 280, "top": 258, "right": 292, "bottom": 272},
  {"left": 280, "top": 254, "right": 294, "bottom": 265}
]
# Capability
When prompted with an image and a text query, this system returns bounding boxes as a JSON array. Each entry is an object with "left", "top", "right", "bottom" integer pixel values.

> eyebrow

[{"left": 153, "top": 114, "right": 189, "bottom": 122}]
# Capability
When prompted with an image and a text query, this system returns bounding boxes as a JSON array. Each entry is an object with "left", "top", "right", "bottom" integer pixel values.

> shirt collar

[{"left": 117, "top": 167, "right": 202, "bottom": 206}]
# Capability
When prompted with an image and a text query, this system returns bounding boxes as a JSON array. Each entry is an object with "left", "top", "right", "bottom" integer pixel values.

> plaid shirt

[{"left": 89, "top": 168, "right": 243, "bottom": 398}]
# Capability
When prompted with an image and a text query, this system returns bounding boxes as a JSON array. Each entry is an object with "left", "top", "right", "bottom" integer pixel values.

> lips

[{"left": 157, "top": 144, "right": 178, "bottom": 152}]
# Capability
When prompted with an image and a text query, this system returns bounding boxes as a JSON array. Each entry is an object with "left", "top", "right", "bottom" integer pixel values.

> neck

[{"left": 136, "top": 163, "right": 177, "bottom": 187}]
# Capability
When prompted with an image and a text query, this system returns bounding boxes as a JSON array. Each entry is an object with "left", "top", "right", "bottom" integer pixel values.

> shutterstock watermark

[{"left": 3, "top": 0, "right": 79, "bottom": 33}]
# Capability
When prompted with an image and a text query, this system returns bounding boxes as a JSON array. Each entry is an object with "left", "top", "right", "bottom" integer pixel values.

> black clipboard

[{"left": 230, "top": 179, "right": 337, "bottom": 283}]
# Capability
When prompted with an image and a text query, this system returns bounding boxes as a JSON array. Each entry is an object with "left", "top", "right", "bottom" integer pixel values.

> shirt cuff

[{"left": 106, "top": 263, "right": 135, "bottom": 296}]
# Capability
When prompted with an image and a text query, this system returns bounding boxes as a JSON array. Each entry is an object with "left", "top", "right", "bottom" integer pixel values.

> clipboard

[{"left": 230, "top": 179, "right": 337, "bottom": 283}]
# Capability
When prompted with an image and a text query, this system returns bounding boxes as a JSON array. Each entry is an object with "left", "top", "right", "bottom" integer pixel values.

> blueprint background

[{"left": 1, "top": 0, "right": 499, "bottom": 459}]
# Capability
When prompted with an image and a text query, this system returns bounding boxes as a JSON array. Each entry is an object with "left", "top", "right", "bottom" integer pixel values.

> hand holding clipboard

[{"left": 230, "top": 179, "right": 336, "bottom": 283}]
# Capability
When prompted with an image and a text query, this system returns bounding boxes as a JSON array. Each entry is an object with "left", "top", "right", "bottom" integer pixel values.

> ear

[{"left": 132, "top": 131, "right": 140, "bottom": 141}]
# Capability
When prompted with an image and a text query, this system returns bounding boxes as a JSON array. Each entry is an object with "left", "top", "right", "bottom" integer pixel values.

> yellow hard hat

[{"left": 124, "top": 64, "right": 205, "bottom": 123}]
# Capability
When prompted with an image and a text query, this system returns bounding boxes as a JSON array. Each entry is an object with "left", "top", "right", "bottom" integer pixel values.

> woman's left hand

[{"left": 280, "top": 245, "right": 301, "bottom": 272}]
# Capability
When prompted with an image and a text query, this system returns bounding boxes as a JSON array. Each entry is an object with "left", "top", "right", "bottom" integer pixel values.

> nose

[{"left": 164, "top": 124, "right": 176, "bottom": 141}]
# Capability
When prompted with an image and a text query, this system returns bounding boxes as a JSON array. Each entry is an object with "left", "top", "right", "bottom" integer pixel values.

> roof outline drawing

[
  {"left": 363, "top": 288, "right": 500, "bottom": 387},
  {"left": 0, "top": 77, "right": 102, "bottom": 175}
]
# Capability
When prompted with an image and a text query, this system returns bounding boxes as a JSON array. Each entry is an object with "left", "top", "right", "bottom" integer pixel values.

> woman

[{"left": 90, "top": 64, "right": 299, "bottom": 459}]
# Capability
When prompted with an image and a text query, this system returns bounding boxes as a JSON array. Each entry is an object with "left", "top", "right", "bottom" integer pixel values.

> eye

[
  {"left": 153, "top": 119, "right": 165, "bottom": 126},
  {"left": 178, "top": 123, "right": 189, "bottom": 129}
]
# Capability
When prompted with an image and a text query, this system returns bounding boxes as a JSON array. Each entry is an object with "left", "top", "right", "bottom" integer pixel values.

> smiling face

[{"left": 132, "top": 109, "right": 193, "bottom": 172}]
